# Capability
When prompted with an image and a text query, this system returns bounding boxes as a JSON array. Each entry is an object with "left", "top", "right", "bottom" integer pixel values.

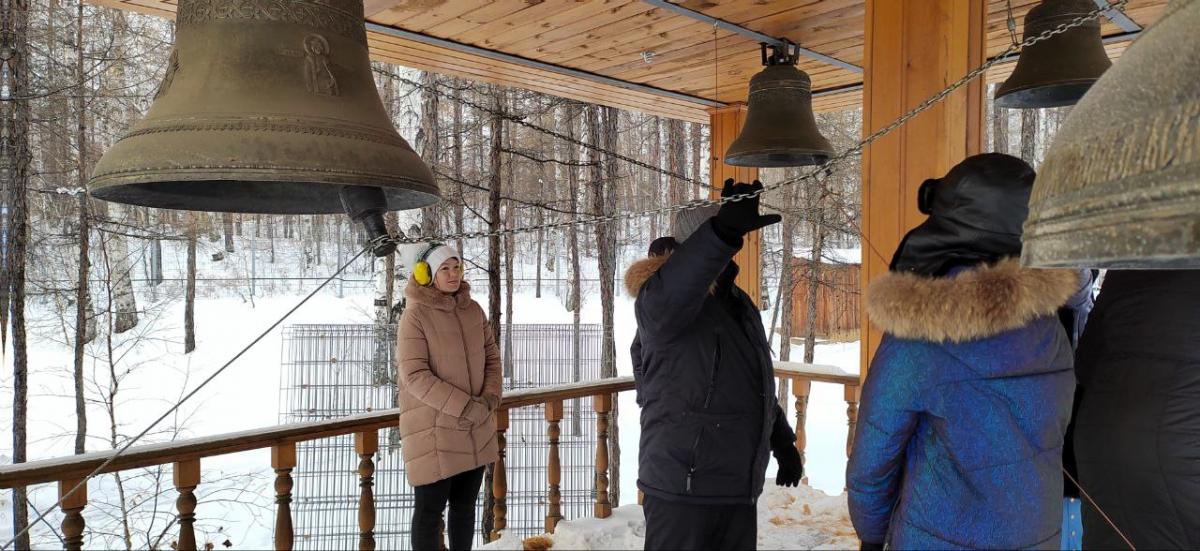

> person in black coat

[
  {"left": 1072, "top": 270, "right": 1200, "bottom": 549},
  {"left": 624, "top": 180, "right": 803, "bottom": 551}
]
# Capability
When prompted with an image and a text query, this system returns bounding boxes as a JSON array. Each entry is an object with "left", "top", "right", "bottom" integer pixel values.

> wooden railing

[{"left": 0, "top": 364, "right": 859, "bottom": 550}]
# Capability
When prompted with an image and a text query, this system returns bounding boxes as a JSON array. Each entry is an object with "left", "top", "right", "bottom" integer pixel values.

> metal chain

[
  {"left": 1006, "top": 0, "right": 1021, "bottom": 48},
  {"left": 2, "top": 4, "right": 1125, "bottom": 548},
  {"left": 388, "top": 0, "right": 1126, "bottom": 247}
]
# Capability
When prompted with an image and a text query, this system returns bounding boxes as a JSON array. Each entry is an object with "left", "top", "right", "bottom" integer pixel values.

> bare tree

[
  {"left": 222, "top": 212, "right": 235, "bottom": 253},
  {"left": 73, "top": 0, "right": 91, "bottom": 454},
  {"left": 419, "top": 71, "right": 442, "bottom": 237},
  {"left": 482, "top": 85, "right": 504, "bottom": 539},
  {"left": 689, "top": 122, "right": 703, "bottom": 199},
  {"left": 2, "top": 0, "right": 33, "bottom": 541},
  {"left": 1020, "top": 108, "right": 1038, "bottom": 165},
  {"left": 593, "top": 105, "right": 620, "bottom": 505},
  {"left": 802, "top": 184, "right": 829, "bottom": 365},
  {"left": 666, "top": 119, "right": 686, "bottom": 233},
  {"left": 776, "top": 168, "right": 800, "bottom": 404},
  {"left": 992, "top": 85, "right": 1009, "bottom": 154},
  {"left": 185, "top": 213, "right": 197, "bottom": 353}
]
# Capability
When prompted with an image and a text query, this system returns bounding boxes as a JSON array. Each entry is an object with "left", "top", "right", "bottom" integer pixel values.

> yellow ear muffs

[{"left": 413, "top": 261, "right": 432, "bottom": 286}]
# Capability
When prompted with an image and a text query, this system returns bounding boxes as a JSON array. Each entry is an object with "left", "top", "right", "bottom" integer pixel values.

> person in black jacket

[
  {"left": 624, "top": 180, "right": 803, "bottom": 551},
  {"left": 1071, "top": 270, "right": 1200, "bottom": 550}
]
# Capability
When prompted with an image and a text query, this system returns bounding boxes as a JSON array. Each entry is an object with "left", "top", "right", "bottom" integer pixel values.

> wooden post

[
  {"left": 174, "top": 458, "right": 201, "bottom": 551},
  {"left": 491, "top": 408, "right": 509, "bottom": 541},
  {"left": 791, "top": 379, "right": 812, "bottom": 466},
  {"left": 59, "top": 478, "right": 87, "bottom": 551},
  {"left": 545, "top": 400, "right": 563, "bottom": 533},
  {"left": 355, "top": 431, "right": 378, "bottom": 551},
  {"left": 272, "top": 442, "right": 296, "bottom": 551},
  {"left": 708, "top": 104, "right": 761, "bottom": 307},
  {"left": 593, "top": 393, "right": 612, "bottom": 519},
  {"left": 860, "top": 0, "right": 986, "bottom": 376},
  {"left": 845, "top": 385, "right": 861, "bottom": 458}
]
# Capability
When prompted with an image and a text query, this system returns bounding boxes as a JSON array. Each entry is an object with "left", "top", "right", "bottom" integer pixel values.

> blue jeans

[{"left": 1060, "top": 497, "right": 1083, "bottom": 550}]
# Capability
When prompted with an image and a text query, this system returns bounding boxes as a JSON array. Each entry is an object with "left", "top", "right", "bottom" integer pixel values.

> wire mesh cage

[{"left": 280, "top": 322, "right": 603, "bottom": 550}]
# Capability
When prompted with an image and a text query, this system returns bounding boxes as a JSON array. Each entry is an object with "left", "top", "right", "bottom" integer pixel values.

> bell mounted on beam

[
  {"left": 994, "top": 0, "right": 1113, "bottom": 109},
  {"left": 88, "top": 0, "right": 439, "bottom": 256},
  {"left": 1022, "top": 0, "right": 1200, "bottom": 269},
  {"left": 724, "top": 39, "right": 833, "bottom": 167}
]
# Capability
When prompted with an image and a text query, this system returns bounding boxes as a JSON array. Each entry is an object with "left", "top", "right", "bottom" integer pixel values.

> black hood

[{"left": 891, "top": 153, "right": 1035, "bottom": 276}]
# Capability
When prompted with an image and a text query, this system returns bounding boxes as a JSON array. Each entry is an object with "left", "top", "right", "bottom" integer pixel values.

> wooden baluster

[
  {"left": 59, "top": 477, "right": 87, "bottom": 551},
  {"left": 593, "top": 393, "right": 612, "bottom": 519},
  {"left": 545, "top": 400, "right": 563, "bottom": 533},
  {"left": 845, "top": 385, "right": 861, "bottom": 458},
  {"left": 355, "top": 431, "right": 378, "bottom": 551},
  {"left": 791, "top": 380, "right": 812, "bottom": 462},
  {"left": 174, "top": 458, "right": 201, "bottom": 551},
  {"left": 792, "top": 379, "right": 812, "bottom": 485},
  {"left": 491, "top": 408, "right": 509, "bottom": 541},
  {"left": 272, "top": 442, "right": 296, "bottom": 551}
]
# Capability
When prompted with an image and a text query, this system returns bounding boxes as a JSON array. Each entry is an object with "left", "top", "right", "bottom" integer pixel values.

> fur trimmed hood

[
  {"left": 624, "top": 256, "right": 669, "bottom": 298},
  {"left": 867, "top": 259, "right": 1079, "bottom": 343},
  {"left": 404, "top": 278, "right": 474, "bottom": 311}
]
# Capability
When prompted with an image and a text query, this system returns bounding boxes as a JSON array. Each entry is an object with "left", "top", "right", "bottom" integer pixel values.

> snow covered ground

[
  {"left": 482, "top": 484, "right": 859, "bottom": 550},
  {"left": 1, "top": 234, "right": 861, "bottom": 548}
]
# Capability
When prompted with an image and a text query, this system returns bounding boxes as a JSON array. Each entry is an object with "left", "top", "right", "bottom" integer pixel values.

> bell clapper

[{"left": 339, "top": 185, "right": 397, "bottom": 258}]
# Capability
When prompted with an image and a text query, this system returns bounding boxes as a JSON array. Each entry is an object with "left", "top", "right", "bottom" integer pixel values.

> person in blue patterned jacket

[{"left": 846, "top": 153, "right": 1088, "bottom": 550}]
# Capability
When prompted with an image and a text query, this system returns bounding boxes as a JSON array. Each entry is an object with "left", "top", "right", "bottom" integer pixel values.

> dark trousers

[
  {"left": 411, "top": 467, "right": 485, "bottom": 551},
  {"left": 643, "top": 495, "right": 757, "bottom": 551}
]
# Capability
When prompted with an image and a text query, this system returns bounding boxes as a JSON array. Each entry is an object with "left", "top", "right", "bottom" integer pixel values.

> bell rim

[
  {"left": 994, "top": 78, "right": 1100, "bottom": 109},
  {"left": 89, "top": 173, "right": 440, "bottom": 215},
  {"left": 723, "top": 151, "right": 832, "bottom": 168}
]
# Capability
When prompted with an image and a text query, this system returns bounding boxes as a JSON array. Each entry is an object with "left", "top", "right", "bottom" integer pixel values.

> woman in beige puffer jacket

[{"left": 397, "top": 243, "right": 501, "bottom": 551}]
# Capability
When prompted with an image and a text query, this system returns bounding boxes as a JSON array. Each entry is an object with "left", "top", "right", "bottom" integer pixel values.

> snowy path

[{"left": 483, "top": 485, "right": 859, "bottom": 550}]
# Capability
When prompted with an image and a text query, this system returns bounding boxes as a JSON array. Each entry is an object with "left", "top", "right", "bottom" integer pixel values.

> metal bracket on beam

[
  {"left": 1093, "top": 0, "right": 1142, "bottom": 32},
  {"left": 638, "top": 0, "right": 863, "bottom": 74},
  {"left": 365, "top": 22, "right": 726, "bottom": 109}
]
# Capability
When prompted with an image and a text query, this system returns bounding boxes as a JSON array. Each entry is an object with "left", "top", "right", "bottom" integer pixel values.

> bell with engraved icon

[{"left": 88, "top": 0, "right": 437, "bottom": 254}]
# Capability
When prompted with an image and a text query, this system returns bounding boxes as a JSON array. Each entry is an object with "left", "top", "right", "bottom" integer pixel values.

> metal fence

[{"left": 280, "top": 322, "right": 603, "bottom": 550}]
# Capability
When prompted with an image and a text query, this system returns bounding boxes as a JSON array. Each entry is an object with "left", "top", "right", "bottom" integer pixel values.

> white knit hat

[{"left": 422, "top": 243, "right": 460, "bottom": 278}]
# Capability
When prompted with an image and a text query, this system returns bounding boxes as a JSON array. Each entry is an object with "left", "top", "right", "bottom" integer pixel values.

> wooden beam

[
  {"left": 859, "top": 0, "right": 986, "bottom": 377},
  {"left": 708, "top": 104, "right": 761, "bottom": 307}
]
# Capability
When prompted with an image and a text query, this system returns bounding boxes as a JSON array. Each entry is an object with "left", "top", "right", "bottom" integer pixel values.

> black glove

[
  {"left": 713, "top": 179, "right": 782, "bottom": 237},
  {"left": 773, "top": 442, "right": 803, "bottom": 487},
  {"left": 860, "top": 541, "right": 885, "bottom": 551}
]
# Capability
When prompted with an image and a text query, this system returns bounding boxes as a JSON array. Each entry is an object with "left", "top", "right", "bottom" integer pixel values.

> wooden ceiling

[{"left": 90, "top": 0, "right": 1169, "bottom": 123}]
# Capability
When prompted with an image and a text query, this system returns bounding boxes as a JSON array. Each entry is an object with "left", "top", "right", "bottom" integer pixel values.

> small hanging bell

[
  {"left": 1022, "top": 0, "right": 1200, "bottom": 268},
  {"left": 724, "top": 40, "right": 833, "bottom": 167},
  {"left": 994, "top": 0, "right": 1112, "bottom": 109},
  {"left": 89, "top": 0, "right": 438, "bottom": 218}
]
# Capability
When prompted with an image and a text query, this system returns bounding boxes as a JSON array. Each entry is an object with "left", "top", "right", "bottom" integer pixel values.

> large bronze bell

[
  {"left": 725, "top": 41, "right": 832, "bottom": 167},
  {"left": 89, "top": 0, "right": 438, "bottom": 215},
  {"left": 1022, "top": 0, "right": 1200, "bottom": 269},
  {"left": 994, "top": 0, "right": 1112, "bottom": 109}
]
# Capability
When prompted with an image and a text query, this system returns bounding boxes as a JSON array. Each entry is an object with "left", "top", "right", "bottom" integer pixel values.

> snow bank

[{"left": 482, "top": 485, "right": 858, "bottom": 550}]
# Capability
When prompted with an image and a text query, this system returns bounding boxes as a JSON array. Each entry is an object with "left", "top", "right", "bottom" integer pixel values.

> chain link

[
  {"left": 388, "top": 0, "right": 1126, "bottom": 247},
  {"left": 0, "top": 4, "right": 1129, "bottom": 547}
]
